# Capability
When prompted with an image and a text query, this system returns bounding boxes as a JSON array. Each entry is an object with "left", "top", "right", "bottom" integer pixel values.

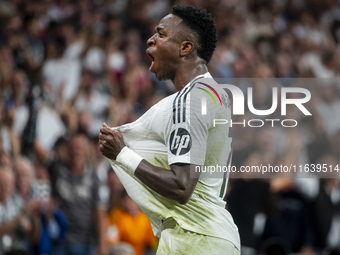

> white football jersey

[{"left": 109, "top": 72, "right": 240, "bottom": 249}]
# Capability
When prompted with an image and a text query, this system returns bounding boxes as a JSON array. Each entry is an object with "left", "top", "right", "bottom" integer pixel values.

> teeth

[
  {"left": 149, "top": 61, "right": 154, "bottom": 71},
  {"left": 146, "top": 50, "right": 154, "bottom": 71}
]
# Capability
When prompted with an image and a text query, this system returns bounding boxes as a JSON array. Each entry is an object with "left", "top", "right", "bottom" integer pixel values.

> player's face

[{"left": 146, "top": 14, "right": 183, "bottom": 81}]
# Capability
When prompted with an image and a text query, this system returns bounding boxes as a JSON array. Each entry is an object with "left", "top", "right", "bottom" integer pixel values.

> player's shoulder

[
  {"left": 147, "top": 92, "right": 177, "bottom": 111},
  {"left": 190, "top": 75, "right": 230, "bottom": 110},
  {"left": 169, "top": 73, "right": 215, "bottom": 104},
  {"left": 155, "top": 72, "right": 230, "bottom": 115}
]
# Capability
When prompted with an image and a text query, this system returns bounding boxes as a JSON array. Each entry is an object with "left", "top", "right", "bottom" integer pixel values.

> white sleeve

[{"left": 166, "top": 86, "right": 216, "bottom": 165}]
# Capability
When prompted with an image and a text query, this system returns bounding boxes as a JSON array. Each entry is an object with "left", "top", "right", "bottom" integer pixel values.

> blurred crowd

[{"left": 0, "top": 0, "right": 340, "bottom": 255}]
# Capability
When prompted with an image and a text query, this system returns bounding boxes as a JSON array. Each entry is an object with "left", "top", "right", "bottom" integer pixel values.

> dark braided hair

[{"left": 171, "top": 5, "right": 217, "bottom": 64}]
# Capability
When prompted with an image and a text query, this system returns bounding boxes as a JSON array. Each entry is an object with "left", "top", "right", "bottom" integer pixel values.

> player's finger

[
  {"left": 98, "top": 133, "right": 106, "bottom": 140},
  {"left": 99, "top": 139, "right": 108, "bottom": 146},
  {"left": 100, "top": 127, "right": 114, "bottom": 135}
]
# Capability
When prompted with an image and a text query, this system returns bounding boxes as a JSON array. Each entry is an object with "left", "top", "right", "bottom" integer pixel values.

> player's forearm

[
  {"left": 98, "top": 128, "right": 198, "bottom": 204},
  {"left": 135, "top": 160, "right": 196, "bottom": 204}
]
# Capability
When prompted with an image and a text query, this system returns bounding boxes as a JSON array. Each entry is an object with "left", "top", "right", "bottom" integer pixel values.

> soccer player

[{"left": 99, "top": 5, "right": 240, "bottom": 255}]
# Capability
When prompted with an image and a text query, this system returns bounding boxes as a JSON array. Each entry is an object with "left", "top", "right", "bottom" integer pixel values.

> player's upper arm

[{"left": 167, "top": 84, "right": 217, "bottom": 166}]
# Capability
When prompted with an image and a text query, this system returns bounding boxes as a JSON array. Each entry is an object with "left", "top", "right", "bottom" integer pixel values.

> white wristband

[{"left": 116, "top": 146, "right": 143, "bottom": 175}]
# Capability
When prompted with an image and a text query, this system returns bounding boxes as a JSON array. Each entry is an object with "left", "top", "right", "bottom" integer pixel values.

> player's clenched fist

[{"left": 98, "top": 123, "right": 125, "bottom": 160}]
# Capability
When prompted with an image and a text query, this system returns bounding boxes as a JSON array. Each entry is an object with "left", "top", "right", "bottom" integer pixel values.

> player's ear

[{"left": 179, "top": 41, "right": 194, "bottom": 57}]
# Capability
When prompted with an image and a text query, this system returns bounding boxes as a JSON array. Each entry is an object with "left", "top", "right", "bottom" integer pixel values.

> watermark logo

[
  {"left": 169, "top": 128, "right": 191, "bottom": 155},
  {"left": 198, "top": 79, "right": 312, "bottom": 127}
]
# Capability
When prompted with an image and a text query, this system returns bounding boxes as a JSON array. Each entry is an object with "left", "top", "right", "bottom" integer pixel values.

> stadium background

[{"left": 0, "top": 0, "right": 340, "bottom": 255}]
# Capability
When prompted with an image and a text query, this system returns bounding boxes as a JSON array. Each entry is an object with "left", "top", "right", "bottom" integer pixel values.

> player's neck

[{"left": 172, "top": 60, "right": 208, "bottom": 91}]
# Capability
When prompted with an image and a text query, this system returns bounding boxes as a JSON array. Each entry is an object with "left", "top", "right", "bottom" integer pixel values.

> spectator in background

[
  {"left": 42, "top": 37, "right": 81, "bottom": 102},
  {"left": 107, "top": 170, "right": 124, "bottom": 212},
  {"left": 61, "top": 17, "right": 84, "bottom": 61},
  {"left": 0, "top": 0, "right": 339, "bottom": 254},
  {"left": 106, "top": 170, "right": 125, "bottom": 246},
  {"left": 2, "top": 69, "right": 29, "bottom": 158},
  {"left": 0, "top": 96, "right": 20, "bottom": 157},
  {"left": 0, "top": 166, "right": 40, "bottom": 254},
  {"left": 108, "top": 190, "right": 157, "bottom": 255},
  {"left": 308, "top": 154, "right": 340, "bottom": 254},
  {"left": 13, "top": 157, "right": 36, "bottom": 203},
  {"left": 12, "top": 157, "right": 43, "bottom": 252},
  {"left": 108, "top": 242, "right": 135, "bottom": 255},
  {"left": 71, "top": 70, "right": 110, "bottom": 136},
  {"left": 261, "top": 179, "right": 315, "bottom": 255},
  {"left": 226, "top": 153, "right": 273, "bottom": 255},
  {"left": 34, "top": 134, "right": 107, "bottom": 255},
  {"left": 52, "top": 136, "right": 68, "bottom": 164},
  {"left": 33, "top": 192, "right": 68, "bottom": 255},
  {"left": 121, "top": 45, "right": 152, "bottom": 104},
  {"left": 24, "top": 15, "right": 45, "bottom": 72},
  {"left": 89, "top": 138, "right": 111, "bottom": 187}
]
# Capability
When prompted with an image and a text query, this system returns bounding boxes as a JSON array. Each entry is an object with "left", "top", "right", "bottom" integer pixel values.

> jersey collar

[{"left": 184, "top": 72, "right": 212, "bottom": 89}]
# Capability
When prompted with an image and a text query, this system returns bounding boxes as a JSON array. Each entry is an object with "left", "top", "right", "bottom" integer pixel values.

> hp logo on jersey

[{"left": 169, "top": 128, "right": 192, "bottom": 155}]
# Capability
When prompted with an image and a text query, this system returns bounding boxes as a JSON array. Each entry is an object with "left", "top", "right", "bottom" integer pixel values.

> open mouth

[{"left": 146, "top": 50, "right": 155, "bottom": 71}]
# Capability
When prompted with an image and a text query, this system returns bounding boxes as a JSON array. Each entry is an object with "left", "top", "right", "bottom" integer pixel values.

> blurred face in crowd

[
  {"left": 27, "top": 18, "right": 41, "bottom": 37},
  {"left": 78, "top": 111, "right": 91, "bottom": 133},
  {"left": 0, "top": 153, "right": 13, "bottom": 169},
  {"left": 146, "top": 14, "right": 186, "bottom": 81},
  {"left": 54, "top": 141, "right": 68, "bottom": 163},
  {"left": 0, "top": 168, "right": 15, "bottom": 203},
  {"left": 125, "top": 29, "right": 141, "bottom": 48},
  {"left": 68, "top": 134, "right": 88, "bottom": 166},
  {"left": 125, "top": 46, "right": 140, "bottom": 68},
  {"left": 4, "top": 15, "right": 22, "bottom": 35},
  {"left": 61, "top": 23, "right": 76, "bottom": 42},
  {"left": 15, "top": 159, "right": 35, "bottom": 197}
]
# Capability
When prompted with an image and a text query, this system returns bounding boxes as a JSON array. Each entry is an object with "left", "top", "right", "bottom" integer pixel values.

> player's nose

[{"left": 147, "top": 34, "right": 156, "bottom": 46}]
